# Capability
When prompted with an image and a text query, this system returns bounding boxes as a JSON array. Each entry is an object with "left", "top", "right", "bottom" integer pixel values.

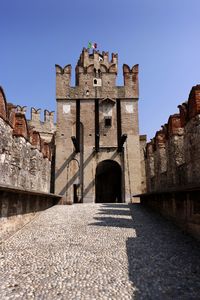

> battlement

[
  {"left": 56, "top": 48, "right": 139, "bottom": 99},
  {"left": 16, "top": 105, "right": 27, "bottom": 114},
  {"left": 77, "top": 48, "right": 118, "bottom": 70},
  {"left": 145, "top": 83, "right": 200, "bottom": 194},
  {"left": 178, "top": 102, "right": 188, "bottom": 127},
  {"left": 28, "top": 107, "right": 56, "bottom": 143},
  {"left": 188, "top": 84, "right": 200, "bottom": 119},
  {"left": 0, "top": 86, "right": 53, "bottom": 160},
  {"left": 30, "top": 107, "right": 55, "bottom": 124},
  {"left": 123, "top": 64, "right": 139, "bottom": 98},
  {"left": 146, "top": 83, "right": 200, "bottom": 164},
  {"left": 123, "top": 64, "right": 139, "bottom": 74},
  {"left": 0, "top": 86, "right": 7, "bottom": 120},
  {"left": 75, "top": 48, "right": 118, "bottom": 87},
  {"left": 55, "top": 64, "right": 71, "bottom": 75}
]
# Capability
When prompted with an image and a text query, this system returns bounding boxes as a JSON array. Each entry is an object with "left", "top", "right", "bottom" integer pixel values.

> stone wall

[
  {"left": 139, "top": 135, "right": 147, "bottom": 193},
  {"left": 145, "top": 85, "right": 200, "bottom": 192},
  {"left": 28, "top": 108, "right": 56, "bottom": 143},
  {"left": 55, "top": 49, "right": 143, "bottom": 203},
  {"left": 0, "top": 185, "right": 61, "bottom": 241},
  {"left": 0, "top": 86, "right": 53, "bottom": 193},
  {"left": 140, "top": 191, "right": 200, "bottom": 241},
  {"left": 142, "top": 84, "right": 200, "bottom": 240}
]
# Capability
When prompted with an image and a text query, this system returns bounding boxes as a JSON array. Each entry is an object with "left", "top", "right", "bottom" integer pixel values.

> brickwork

[
  {"left": 28, "top": 108, "right": 56, "bottom": 143},
  {"left": 55, "top": 49, "right": 144, "bottom": 203},
  {"left": 139, "top": 135, "right": 147, "bottom": 193},
  {"left": 0, "top": 87, "right": 52, "bottom": 193},
  {"left": 0, "top": 87, "right": 7, "bottom": 120},
  {"left": 141, "top": 84, "right": 200, "bottom": 240},
  {"left": 145, "top": 84, "right": 200, "bottom": 191}
]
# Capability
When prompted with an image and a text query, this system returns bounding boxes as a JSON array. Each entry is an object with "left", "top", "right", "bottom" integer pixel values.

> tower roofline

[{"left": 77, "top": 48, "right": 118, "bottom": 68}]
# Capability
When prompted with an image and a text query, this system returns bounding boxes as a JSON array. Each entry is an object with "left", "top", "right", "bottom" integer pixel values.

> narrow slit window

[{"left": 104, "top": 117, "right": 112, "bottom": 127}]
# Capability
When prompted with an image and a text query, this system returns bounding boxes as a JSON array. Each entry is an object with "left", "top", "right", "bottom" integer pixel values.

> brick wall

[
  {"left": 142, "top": 84, "right": 200, "bottom": 240},
  {"left": 28, "top": 108, "right": 56, "bottom": 143},
  {"left": 145, "top": 85, "right": 200, "bottom": 192},
  {"left": 55, "top": 49, "right": 143, "bottom": 203},
  {"left": 0, "top": 86, "right": 53, "bottom": 193}
]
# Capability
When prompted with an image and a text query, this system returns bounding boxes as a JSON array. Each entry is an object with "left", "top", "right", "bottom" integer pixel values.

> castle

[
  {"left": 1, "top": 48, "right": 200, "bottom": 238},
  {"left": 55, "top": 48, "right": 145, "bottom": 203},
  {"left": 0, "top": 48, "right": 146, "bottom": 204}
]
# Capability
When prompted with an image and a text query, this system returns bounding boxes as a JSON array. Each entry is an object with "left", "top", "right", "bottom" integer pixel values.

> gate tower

[{"left": 55, "top": 48, "right": 143, "bottom": 203}]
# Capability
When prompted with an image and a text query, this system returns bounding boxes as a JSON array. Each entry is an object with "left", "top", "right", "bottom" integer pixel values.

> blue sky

[{"left": 1, "top": 0, "right": 200, "bottom": 140}]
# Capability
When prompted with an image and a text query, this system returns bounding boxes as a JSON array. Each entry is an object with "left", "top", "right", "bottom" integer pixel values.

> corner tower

[{"left": 55, "top": 48, "right": 142, "bottom": 203}]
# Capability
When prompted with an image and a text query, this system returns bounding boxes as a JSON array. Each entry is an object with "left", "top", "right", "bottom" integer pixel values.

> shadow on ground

[
  {"left": 91, "top": 203, "right": 200, "bottom": 299},
  {"left": 89, "top": 203, "right": 133, "bottom": 228}
]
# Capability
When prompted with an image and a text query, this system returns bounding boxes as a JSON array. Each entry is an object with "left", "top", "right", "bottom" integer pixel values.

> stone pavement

[{"left": 0, "top": 203, "right": 200, "bottom": 300}]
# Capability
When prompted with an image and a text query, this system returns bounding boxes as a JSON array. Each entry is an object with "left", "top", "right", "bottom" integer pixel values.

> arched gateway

[
  {"left": 95, "top": 160, "right": 122, "bottom": 203},
  {"left": 55, "top": 48, "right": 143, "bottom": 203}
]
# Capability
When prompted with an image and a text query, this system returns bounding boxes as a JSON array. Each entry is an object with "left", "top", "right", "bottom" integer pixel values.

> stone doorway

[{"left": 95, "top": 160, "right": 122, "bottom": 203}]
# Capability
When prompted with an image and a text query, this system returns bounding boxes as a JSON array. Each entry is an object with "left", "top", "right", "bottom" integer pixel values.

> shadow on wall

[
  {"left": 57, "top": 149, "right": 120, "bottom": 198},
  {"left": 90, "top": 203, "right": 200, "bottom": 299},
  {"left": 0, "top": 187, "right": 61, "bottom": 241},
  {"left": 57, "top": 151, "right": 95, "bottom": 195},
  {"left": 0, "top": 188, "right": 60, "bottom": 218}
]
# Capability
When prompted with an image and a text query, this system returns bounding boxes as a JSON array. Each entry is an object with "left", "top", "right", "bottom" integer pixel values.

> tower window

[
  {"left": 104, "top": 117, "right": 112, "bottom": 127},
  {"left": 93, "top": 78, "right": 102, "bottom": 86}
]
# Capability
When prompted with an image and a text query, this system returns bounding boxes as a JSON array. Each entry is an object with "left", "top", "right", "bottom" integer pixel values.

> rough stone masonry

[
  {"left": 55, "top": 48, "right": 146, "bottom": 203},
  {"left": 143, "top": 84, "right": 200, "bottom": 240},
  {"left": 0, "top": 87, "right": 52, "bottom": 193}
]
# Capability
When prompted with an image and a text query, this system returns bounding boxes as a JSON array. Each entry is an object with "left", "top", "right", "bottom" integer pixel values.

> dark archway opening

[{"left": 95, "top": 160, "right": 122, "bottom": 203}]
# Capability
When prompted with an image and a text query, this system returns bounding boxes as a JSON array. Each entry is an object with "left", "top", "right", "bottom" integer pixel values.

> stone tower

[{"left": 55, "top": 48, "right": 143, "bottom": 203}]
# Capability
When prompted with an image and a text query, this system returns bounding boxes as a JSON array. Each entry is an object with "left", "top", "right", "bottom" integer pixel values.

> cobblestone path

[{"left": 0, "top": 203, "right": 200, "bottom": 300}]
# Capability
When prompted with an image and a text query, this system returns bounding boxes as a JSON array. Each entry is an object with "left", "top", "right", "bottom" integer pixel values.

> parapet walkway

[{"left": 0, "top": 203, "right": 200, "bottom": 299}]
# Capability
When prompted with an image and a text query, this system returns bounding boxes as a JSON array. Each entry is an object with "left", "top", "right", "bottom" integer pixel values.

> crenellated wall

[
  {"left": 142, "top": 84, "right": 200, "bottom": 240},
  {"left": 139, "top": 135, "right": 147, "bottom": 193},
  {"left": 56, "top": 48, "right": 139, "bottom": 102},
  {"left": 145, "top": 85, "right": 200, "bottom": 192},
  {"left": 0, "top": 86, "right": 53, "bottom": 193},
  {"left": 28, "top": 107, "right": 56, "bottom": 143},
  {"left": 55, "top": 48, "right": 142, "bottom": 203}
]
